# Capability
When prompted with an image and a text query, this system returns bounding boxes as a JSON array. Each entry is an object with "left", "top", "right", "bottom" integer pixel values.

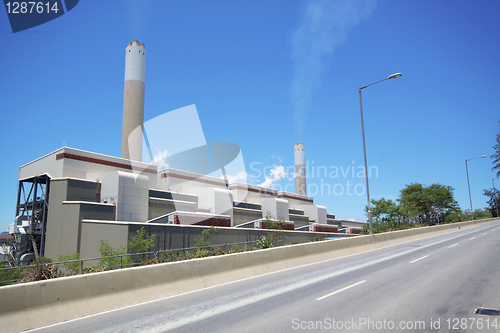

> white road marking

[
  {"left": 409, "top": 255, "right": 429, "bottom": 264},
  {"left": 470, "top": 237, "right": 476, "bottom": 240},
  {"left": 448, "top": 243, "right": 458, "bottom": 248},
  {"left": 316, "top": 280, "right": 367, "bottom": 301},
  {"left": 483, "top": 232, "right": 487, "bottom": 235}
]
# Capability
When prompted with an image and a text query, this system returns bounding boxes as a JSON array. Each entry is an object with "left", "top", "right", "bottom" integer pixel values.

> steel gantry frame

[{"left": 13, "top": 174, "right": 51, "bottom": 264}]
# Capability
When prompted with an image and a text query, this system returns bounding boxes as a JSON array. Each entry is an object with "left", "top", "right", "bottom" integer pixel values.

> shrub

[
  {"left": 257, "top": 235, "right": 273, "bottom": 249},
  {"left": 194, "top": 226, "right": 220, "bottom": 248},
  {"left": 0, "top": 263, "right": 23, "bottom": 285},
  {"left": 17, "top": 257, "right": 56, "bottom": 283},
  {"left": 98, "top": 239, "right": 129, "bottom": 269},
  {"left": 57, "top": 250, "right": 82, "bottom": 275}
]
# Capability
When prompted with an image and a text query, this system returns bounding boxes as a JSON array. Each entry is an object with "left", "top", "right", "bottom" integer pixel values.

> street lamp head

[
  {"left": 388, "top": 73, "right": 402, "bottom": 79},
  {"left": 466, "top": 155, "right": 487, "bottom": 161}
]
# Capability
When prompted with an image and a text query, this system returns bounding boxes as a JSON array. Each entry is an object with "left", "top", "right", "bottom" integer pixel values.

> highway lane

[{"left": 30, "top": 220, "right": 500, "bottom": 333}]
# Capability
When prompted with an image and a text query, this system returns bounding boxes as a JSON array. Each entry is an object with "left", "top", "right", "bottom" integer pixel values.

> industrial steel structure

[{"left": 10, "top": 174, "right": 50, "bottom": 264}]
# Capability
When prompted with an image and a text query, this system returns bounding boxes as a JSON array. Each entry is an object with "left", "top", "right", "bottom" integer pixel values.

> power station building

[{"left": 7, "top": 41, "right": 362, "bottom": 265}]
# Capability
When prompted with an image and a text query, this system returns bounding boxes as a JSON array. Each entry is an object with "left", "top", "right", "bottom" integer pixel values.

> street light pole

[
  {"left": 465, "top": 155, "right": 487, "bottom": 221},
  {"left": 359, "top": 73, "right": 402, "bottom": 235}
]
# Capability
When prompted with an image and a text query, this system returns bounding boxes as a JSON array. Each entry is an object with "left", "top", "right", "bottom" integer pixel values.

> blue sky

[{"left": 1, "top": 0, "right": 499, "bottom": 232}]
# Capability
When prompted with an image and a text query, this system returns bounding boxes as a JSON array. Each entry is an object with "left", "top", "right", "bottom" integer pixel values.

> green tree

[
  {"left": 98, "top": 228, "right": 156, "bottom": 268},
  {"left": 98, "top": 239, "right": 127, "bottom": 269},
  {"left": 448, "top": 207, "right": 469, "bottom": 223},
  {"left": 472, "top": 208, "right": 492, "bottom": 220},
  {"left": 491, "top": 121, "right": 500, "bottom": 178},
  {"left": 365, "top": 198, "right": 410, "bottom": 233},
  {"left": 188, "top": 226, "right": 221, "bottom": 258},
  {"left": 128, "top": 227, "right": 155, "bottom": 254},
  {"left": 365, "top": 183, "right": 460, "bottom": 233},
  {"left": 398, "top": 183, "right": 458, "bottom": 225},
  {"left": 371, "top": 198, "right": 400, "bottom": 224},
  {"left": 194, "top": 226, "right": 220, "bottom": 248},
  {"left": 483, "top": 188, "right": 500, "bottom": 217},
  {"left": 57, "top": 250, "right": 81, "bottom": 275},
  {"left": 262, "top": 212, "right": 287, "bottom": 246}
]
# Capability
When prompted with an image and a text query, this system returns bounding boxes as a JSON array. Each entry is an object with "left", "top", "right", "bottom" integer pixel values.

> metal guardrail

[{"left": 0, "top": 240, "right": 260, "bottom": 286}]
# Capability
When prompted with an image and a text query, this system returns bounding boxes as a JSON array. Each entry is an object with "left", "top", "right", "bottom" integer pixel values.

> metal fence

[{"left": 0, "top": 240, "right": 261, "bottom": 286}]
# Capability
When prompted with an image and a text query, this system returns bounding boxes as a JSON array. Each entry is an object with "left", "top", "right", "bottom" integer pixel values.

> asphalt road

[{"left": 30, "top": 220, "right": 500, "bottom": 333}]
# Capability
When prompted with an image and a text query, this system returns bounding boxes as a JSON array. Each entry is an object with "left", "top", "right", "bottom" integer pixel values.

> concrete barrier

[{"left": 0, "top": 218, "right": 497, "bottom": 332}]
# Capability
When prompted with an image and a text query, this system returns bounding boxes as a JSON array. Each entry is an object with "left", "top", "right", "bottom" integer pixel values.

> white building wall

[
  {"left": 195, "top": 187, "right": 234, "bottom": 224},
  {"left": 158, "top": 168, "right": 237, "bottom": 223},
  {"left": 87, "top": 170, "right": 149, "bottom": 222},
  {"left": 117, "top": 171, "right": 149, "bottom": 222},
  {"left": 291, "top": 204, "right": 326, "bottom": 224},
  {"left": 278, "top": 191, "right": 326, "bottom": 224},
  {"left": 315, "top": 205, "right": 327, "bottom": 224},
  {"left": 18, "top": 148, "right": 65, "bottom": 180},
  {"left": 88, "top": 171, "right": 119, "bottom": 206},
  {"left": 229, "top": 183, "right": 290, "bottom": 221},
  {"left": 19, "top": 147, "right": 157, "bottom": 189},
  {"left": 276, "top": 198, "right": 290, "bottom": 221},
  {"left": 259, "top": 198, "right": 289, "bottom": 221}
]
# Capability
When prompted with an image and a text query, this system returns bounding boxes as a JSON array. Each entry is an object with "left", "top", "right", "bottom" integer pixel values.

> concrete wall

[
  {"left": 149, "top": 189, "right": 198, "bottom": 205},
  {"left": 340, "top": 220, "right": 367, "bottom": 228},
  {"left": 327, "top": 218, "right": 342, "bottom": 227},
  {"left": 289, "top": 213, "right": 310, "bottom": 228},
  {"left": 80, "top": 221, "right": 129, "bottom": 260},
  {"left": 44, "top": 178, "right": 115, "bottom": 260},
  {"left": 233, "top": 207, "right": 262, "bottom": 226},
  {"left": 2, "top": 218, "right": 497, "bottom": 333},
  {"left": 148, "top": 198, "right": 197, "bottom": 220},
  {"left": 82, "top": 220, "right": 340, "bottom": 254}
]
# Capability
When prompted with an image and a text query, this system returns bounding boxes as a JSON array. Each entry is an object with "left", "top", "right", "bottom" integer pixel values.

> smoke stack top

[
  {"left": 124, "top": 40, "right": 146, "bottom": 83},
  {"left": 294, "top": 142, "right": 305, "bottom": 166}
]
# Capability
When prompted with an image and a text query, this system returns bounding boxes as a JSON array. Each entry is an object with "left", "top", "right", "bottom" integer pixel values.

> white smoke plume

[
  {"left": 288, "top": 169, "right": 304, "bottom": 181},
  {"left": 125, "top": 0, "right": 152, "bottom": 37},
  {"left": 260, "top": 165, "right": 287, "bottom": 188},
  {"left": 290, "top": 0, "right": 376, "bottom": 138},
  {"left": 152, "top": 149, "right": 170, "bottom": 170},
  {"left": 221, "top": 171, "right": 248, "bottom": 184},
  {"left": 271, "top": 154, "right": 283, "bottom": 164}
]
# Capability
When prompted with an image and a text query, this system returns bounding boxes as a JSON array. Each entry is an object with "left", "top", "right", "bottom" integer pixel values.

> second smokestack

[{"left": 294, "top": 143, "right": 306, "bottom": 195}]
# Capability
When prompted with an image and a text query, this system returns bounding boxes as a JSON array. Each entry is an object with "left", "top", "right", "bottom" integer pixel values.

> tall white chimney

[
  {"left": 121, "top": 40, "right": 146, "bottom": 161},
  {"left": 294, "top": 143, "right": 306, "bottom": 195}
]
